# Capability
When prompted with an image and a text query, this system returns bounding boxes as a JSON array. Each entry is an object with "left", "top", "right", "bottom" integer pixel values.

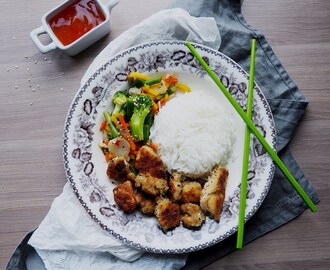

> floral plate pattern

[{"left": 63, "top": 41, "right": 276, "bottom": 253}]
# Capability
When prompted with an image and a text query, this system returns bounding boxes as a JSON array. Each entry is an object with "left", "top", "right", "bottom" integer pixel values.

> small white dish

[{"left": 30, "top": 0, "right": 119, "bottom": 56}]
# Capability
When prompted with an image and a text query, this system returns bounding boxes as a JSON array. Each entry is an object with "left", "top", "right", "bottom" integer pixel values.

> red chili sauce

[{"left": 49, "top": 0, "right": 106, "bottom": 46}]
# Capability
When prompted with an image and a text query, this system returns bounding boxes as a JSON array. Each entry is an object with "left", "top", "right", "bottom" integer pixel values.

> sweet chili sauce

[{"left": 49, "top": 0, "right": 106, "bottom": 46}]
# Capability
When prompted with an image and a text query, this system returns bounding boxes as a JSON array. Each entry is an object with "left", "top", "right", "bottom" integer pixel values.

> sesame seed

[
  {"left": 37, "top": 84, "right": 40, "bottom": 88},
  {"left": 14, "top": 85, "right": 18, "bottom": 89},
  {"left": 48, "top": 60, "right": 52, "bottom": 64},
  {"left": 15, "top": 65, "right": 18, "bottom": 69},
  {"left": 13, "top": 36, "right": 16, "bottom": 40},
  {"left": 34, "top": 61, "right": 38, "bottom": 64},
  {"left": 27, "top": 78, "right": 31, "bottom": 82},
  {"left": 27, "top": 68, "right": 30, "bottom": 71},
  {"left": 30, "top": 102, "right": 33, "bottom": 106},
  {"left": 6, "top": 68, "right": 10, "bottom": 72},
  {"left": 44, "top": 57, "right": 47, "bottom": 61}
]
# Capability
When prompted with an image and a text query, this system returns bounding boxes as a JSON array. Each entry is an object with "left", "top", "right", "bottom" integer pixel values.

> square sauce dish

[{"left": 30, "top": 0, "right": 119, "bottom": 56}]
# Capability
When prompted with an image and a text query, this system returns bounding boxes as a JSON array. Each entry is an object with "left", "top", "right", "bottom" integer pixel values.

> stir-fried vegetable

[
  {"left": 99, "top": 72, "right": 191, "bottom": 162},
  {"left": 107, "top": 138, "right": 130, "bottom": 158},
  {"left": 111, "top": 91, "right": 128, "bottom": 117},
  {"left": 103, "top": 111, "right": 119, "bottom": 138},
  {"left": 129, "top": 94, "right": 153, "bottom": 141}
]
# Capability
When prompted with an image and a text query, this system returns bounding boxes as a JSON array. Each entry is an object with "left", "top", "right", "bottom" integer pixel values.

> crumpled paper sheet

[{"left": 28, "top": 8, "right": 221, "bottom": 270}]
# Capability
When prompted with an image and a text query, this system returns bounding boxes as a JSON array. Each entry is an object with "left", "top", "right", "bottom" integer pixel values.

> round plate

[{"left": 63, "top": 41, "right": 276, "bottom": 253}]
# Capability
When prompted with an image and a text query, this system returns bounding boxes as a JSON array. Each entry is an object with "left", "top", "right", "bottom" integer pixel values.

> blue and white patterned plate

[{"left": 63, "top": 41, "right": 276, "bottom": 253}]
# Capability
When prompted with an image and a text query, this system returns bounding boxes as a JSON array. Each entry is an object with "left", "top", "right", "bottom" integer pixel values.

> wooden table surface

[{"left": 1, "top": 0, "right": 329, "bottom": 269}]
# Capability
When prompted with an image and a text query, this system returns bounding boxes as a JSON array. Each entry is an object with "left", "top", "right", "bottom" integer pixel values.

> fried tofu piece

[
  {"left": 134, "top": 191, "right": 156, "bottom": 216},
  {"left": 181, "top": 181, "right": 202, "bottom": 203},
  {"left": 113, "top": 181, "right": 136, "bottom": 213},
  {"left": 135, "top": 173, "right": 168, "bottom": 197},
  {"left": 135, "top": 146, "right": 166, "bottom": 179},
  {"left": 155, "top": 198, "right": 180, "bottom": 230},
  {"left": 200, "top": 165, "right": 228, "bottom": 222},
  {"left": 107, "top": 156, "right": 136, "bottom": 182},
  {"left": 169, "top": 171, "right": 182, "bottom": 202},
  {"left": 180, "top": 203, "right": 205, "bottom": 228}
]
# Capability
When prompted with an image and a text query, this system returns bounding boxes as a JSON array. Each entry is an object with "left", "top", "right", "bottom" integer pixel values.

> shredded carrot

[
  {"left": 99, "top": 119, "right": 107, "bottom": 131},
  {"left": 127, "top": 135, "right": 137, "bottom": 151},
  {"left": 150, "top": 143, "right": 158, "bottom": 151},
  {"left": 104, "top": 139, "right": 109, "bottom": 145},
  {"left": 163, "top": 75, "right": 178, "bottom": 86},
  {"left": 129, "top": 149, "right": 138, "bottom": 155},
  {"left": 152, "top": 101, "right": 158, "bottom": 113},
  {"left": 159, "top": 97, "right": 166, "bottom": 105},
  {"left": 117, "top": 114, "right": 136, "bottom": 151},
  {"left": 105, "top": 152, "right": 113, "bottom": 162},
  {"left": 118, "top": 114, "right": 128, "bottom": 129}
]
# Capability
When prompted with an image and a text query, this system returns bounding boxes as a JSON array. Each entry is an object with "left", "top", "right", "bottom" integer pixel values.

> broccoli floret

[
  {"left": 129, "top": 95, "right": 153, "bottom": 141},
  {"left": 112, "top": 91, "right": 127, "bottom": 117}
]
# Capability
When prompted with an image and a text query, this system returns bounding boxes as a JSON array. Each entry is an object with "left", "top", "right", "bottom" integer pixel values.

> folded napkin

[{"left": 7, "top": 8, "right": 221, "bottom": 270}]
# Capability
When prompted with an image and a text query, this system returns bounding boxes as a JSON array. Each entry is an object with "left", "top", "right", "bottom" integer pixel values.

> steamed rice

[{"left": 149, "top": 91, "right": 236, "bottom": 178}]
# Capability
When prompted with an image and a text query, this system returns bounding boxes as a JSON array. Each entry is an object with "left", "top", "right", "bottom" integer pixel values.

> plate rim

[{"left": 62, "top": 40, "right": 277, "bottom": 253}]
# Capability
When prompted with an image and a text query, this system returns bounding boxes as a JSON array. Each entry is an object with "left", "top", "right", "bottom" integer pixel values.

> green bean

[
  {"left": 144, "top": 75, "right": 162, "bottom": 86},
  {"left": 103, "top": 111, "right": 119, "bottom": 138},
  {"left": 143, "top": 124, "right": 151, "bottom": 144}
]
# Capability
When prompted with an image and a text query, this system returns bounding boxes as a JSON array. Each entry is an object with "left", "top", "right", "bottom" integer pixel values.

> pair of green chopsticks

[
  {"left": 235, "top": 39, "right": 257, "bottom": 249},
  {"left": 185, "top": 40, "right": 317, "bottom": 249}
]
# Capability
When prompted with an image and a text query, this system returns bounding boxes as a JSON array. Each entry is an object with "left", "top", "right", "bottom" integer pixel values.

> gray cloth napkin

[
  {"left": 169, "top": 0, "right": 320, "bottom": 269},
  {"left": 6, "top": 0, "right": 319, "bottom": 269}
]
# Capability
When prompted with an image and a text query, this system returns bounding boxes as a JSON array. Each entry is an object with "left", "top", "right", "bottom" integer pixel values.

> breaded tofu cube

[
  {"left": 134, "top": 191, "right": 156, "bottom": 216},
  {"left": 135, "top": 173, "right": 168, "bottom": 197},
  {"left": 180, "top": 203, "right": 205, "bottom": 228},
  {"left": 200, "top": 165, "right": 228, "bottom": 221},
  {"left": 181, "top": 181, "right": 202, "bottom": 203},
  {"left": 107, "top": 156, "right": 136, "bottom": 182},
  {"left": 169, "top": 171, "right": 182, "bottom": 202},
  {"left": 155, "top": 198, "right": 180, "bottom": 230},
  {"left": 113, "top": 181, "right": 136, "bottom": 213},
  {"left": 135, "top": 145, "right": 166, "bottom": 179}
]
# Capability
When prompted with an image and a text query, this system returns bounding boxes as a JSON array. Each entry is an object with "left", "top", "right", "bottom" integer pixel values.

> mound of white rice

[{"left": 150, "top": 91, "right": 237, "bottom": 178}]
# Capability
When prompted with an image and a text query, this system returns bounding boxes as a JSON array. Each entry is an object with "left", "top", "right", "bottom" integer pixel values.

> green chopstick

[
  {"left": 236, "top": 39, "right": 257, "bottom": 249},
  {"left": 185, "top": 41, "right": 317, "bottom": 213}
]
